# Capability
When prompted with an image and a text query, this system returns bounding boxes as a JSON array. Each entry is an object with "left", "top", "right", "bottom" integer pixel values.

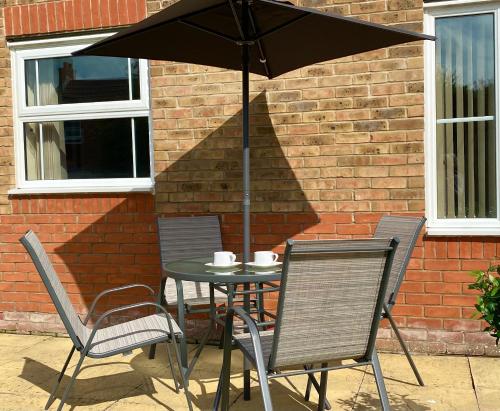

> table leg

[
  {"left": 243, "top": 282, "right": 251, "bottom": 401},
  {"left": 175, "top": 279, "right": 188, "bottom": 381}
]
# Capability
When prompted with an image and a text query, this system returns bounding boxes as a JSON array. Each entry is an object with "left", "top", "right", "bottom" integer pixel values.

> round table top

[{"left": 164, "top": 257, "right": 282, "bottom": 283}]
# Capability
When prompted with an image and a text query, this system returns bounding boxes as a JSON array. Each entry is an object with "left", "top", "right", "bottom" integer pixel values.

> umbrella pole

[
  {"left": 242, "top": 17, "right": 250, "bottom": 266},
  {"left": 241, "top": 0, "right": 252, "bottom": 401}
]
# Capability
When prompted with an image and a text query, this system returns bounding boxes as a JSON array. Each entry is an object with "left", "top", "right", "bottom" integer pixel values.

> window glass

[
  {"left": 24, "top": 118, "right": 151, "bottom": 180},
  {"left": 24, "top": 56, "right": 140, "bottom": 106},
  {"left": 435, "top": 13, "right": 497, "bottom": 218}
]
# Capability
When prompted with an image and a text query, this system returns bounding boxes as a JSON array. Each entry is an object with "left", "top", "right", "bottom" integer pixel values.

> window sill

[
  {"left": 8, "top": 185, "right": 154, "bottom": 195},
  {"left": 426, "top": 225, "right": 500, "bottom": 236}
]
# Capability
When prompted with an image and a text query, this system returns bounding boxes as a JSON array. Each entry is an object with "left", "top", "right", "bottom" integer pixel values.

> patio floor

[{"left": 0, "top": 332, "right": 499, "bottom": 410}]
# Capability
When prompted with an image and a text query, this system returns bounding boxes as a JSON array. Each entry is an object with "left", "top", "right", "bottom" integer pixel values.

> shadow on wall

[
  {"left": 154, "top": 91, "right": 320, "bottom": 252},
  {"left": 50, "top": 91, "right": 318, "bottom": 314}
]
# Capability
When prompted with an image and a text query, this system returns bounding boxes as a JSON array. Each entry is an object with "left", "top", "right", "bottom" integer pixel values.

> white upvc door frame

[
  {"left": 424, "top": 1, "right": 500, "bottom": 235},
  {"left": 8, "top": 33, "right": 155, "bottom": 194}
]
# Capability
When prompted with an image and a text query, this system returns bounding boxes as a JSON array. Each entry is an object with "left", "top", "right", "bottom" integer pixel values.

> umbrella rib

[
  {"left": 254, "top": 12, "right": 309, "bottom": 42},
  {"left": 178, "top": 19, "right": 239, "bottom": 43},
  {"left": 248, "top": 7, "right": 271, "bottom": 78},
  {"left": 228, "top": 0, "right": 245, "bottom": 40}
]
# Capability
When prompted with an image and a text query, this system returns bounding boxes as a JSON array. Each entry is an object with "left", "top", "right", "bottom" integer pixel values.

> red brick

[
  {"left": 446, "top": 241, "right": 459, "bottom": 258},
  {"left": 425, "top": 307, "right": 461, "bottom": 318},
  {"left": 443, "top": 319, "right": 481, "bottom": 332},
  {"left": 424, "top": 259, "right": 460, "bottom": 271},
  {"left": 21, "top": 5, "right": 31, "bottom": 34},
  {"left": 126, "top": 0, "right": 138, "bottom": 22},
  {"left": 52, "top": 1, "right": 65, "bottom": 31},
  {"left": 406, "top": 294, "right": 441, "bottom": 305},
  {"left": 459, "top": 241, "right": 471, "bottom": 259},
  {"left": 286, "top": 214, "right": 319, "bottom": 223},
  {"left": 407, "top": 317, "right": 443, "bottom": 329},
  {"left": 4, "top": 7, "right": 13, "bottom": 36},
  {"left": 425, "top": 282, "right": 462, "bottom": 294},
  {"left": 73, "top": 0, "right": 84, "bottom": 29},
  {"left": 392, "top": 305, "right": 423, "bottom": 316},
  {"left": 337, "top": 224, "right": 371, "bottom": 235},
  {"left": 442, "top": 295, "right": 477, "bottom": 307},
  {"left": 64, "top": 0, "right": 75, "bottom": 30},
  {"left": 38, "top": 4, "right": 48, "bottom": 33},
  {"left": 82, "top": 0, "right": 93, "bottom": 28},
  {"left": 136, "top": 0, "right": 146, "bottom": 19},
  {"left": 461, "top": 260, "right": 490, "bottom": 271},
  {"left": 405, "top": 270, "right": 441, "bottom": 282},
  {"left": 109, "top": 0, "right": 119, "bottom": 26},
  {"left": 442, "top": 271, "right": 474, "bottom": 283}
]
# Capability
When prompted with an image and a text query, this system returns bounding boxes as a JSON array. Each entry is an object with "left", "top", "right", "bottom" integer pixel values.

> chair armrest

[
  {"left": 84, "top": 284, "right": 155, "bottom": 325},
  {"left": 83, "top": 301, "right": 179, "bottom": 355},
  {"left": 225, "top": 306, "right": 269, "bottom": 373}
]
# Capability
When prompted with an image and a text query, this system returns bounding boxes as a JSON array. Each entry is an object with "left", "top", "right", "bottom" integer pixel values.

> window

[
  {"left": 9, "top": 34, "right": 153, "bottom": 193},
  {"left": 424, "top": 2, "right": 500, "bottom": 235}
]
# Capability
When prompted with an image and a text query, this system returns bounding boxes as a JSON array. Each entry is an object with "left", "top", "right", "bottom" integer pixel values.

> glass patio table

[{"left": 164, "top": 257, "right": 281, "bottom": 395}]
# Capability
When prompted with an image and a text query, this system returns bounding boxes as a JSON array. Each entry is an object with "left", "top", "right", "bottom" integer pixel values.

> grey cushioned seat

[
  {"left": 86, "top": 313, "right": 182, "bottom": 358},
  {"left": 234, "top": 330, "right": 274, "bottom": 365}
]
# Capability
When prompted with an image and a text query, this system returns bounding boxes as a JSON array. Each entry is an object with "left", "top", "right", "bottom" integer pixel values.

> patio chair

[
  {"left": 20, "top": 230, "right": 192, "bottom": 411},
  {"left": 304, "top": 215, "right": 426, "bottom": 405},
  {"left": 214, "top": 237, "right": 399, "bottom": 411},
  {"left": 374, "top": 215, "right": 426, "bottom": 386},
  {"left": 149, "top": 215, "right": 227, "bottom": 361}
]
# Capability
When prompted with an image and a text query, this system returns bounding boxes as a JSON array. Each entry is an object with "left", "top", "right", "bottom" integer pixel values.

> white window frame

[
  {"left": 424, "top": 0, "right": 500, "bottom": 235},
  {"left": 8, "top": 33, "right": 154, "bottom": 194}
]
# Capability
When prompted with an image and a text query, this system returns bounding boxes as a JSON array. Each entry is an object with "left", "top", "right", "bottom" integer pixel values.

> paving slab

[{"left": 0, "top": 333, "right": 496, "bottom": 411}]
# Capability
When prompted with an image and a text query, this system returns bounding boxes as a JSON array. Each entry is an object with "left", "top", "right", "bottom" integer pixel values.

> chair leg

[
  {"left": 165, "top": 341, "right": 180, "bottom": 393},
  {"left": 220, "top": 323, "right": 233, "bottom": 411},
  {"left": 45, "top": 346, "right": 76, "bottom": 410},
  {"left": 172, "top": 337, "right": 193, "bottom": 411},
  {"left": 372, "top": 350, "right": 391, "bottom": 411},
  {"left": 317, "top": 364, "right": 328, "bottom": 411},
  {"left": 385, "top": 308, "right": 424, "bottom": 386},
  {"left": 254, "top": 358, "right": 273, "bottom": 411},
  {"left": 149, "top": 277, "right": 167, "bottom": 360},
  {"left": 213, "top": 367, "right": 223, "bottom": 411},
  {"left": 304, "top": 365, "right": 332, "bottom": 410},
  {"left": 305, "top": 366, "right": 312, "bottom": 401},
  {"left": 55, "top": 353, "right": 85, "bottom": 411}
]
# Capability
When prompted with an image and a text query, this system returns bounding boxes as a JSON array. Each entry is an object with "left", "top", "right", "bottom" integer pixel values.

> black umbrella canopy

[
  {"left": 75, "top": 0, "right": 433, "bottom": 79},
  {"left": 74, "top": 0, "right": 434, "bottom": 271}
]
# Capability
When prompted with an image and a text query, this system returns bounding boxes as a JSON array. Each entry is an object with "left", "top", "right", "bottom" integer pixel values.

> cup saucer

[
  {"left": 205, "top": 262, "right": 241, "bottom": 269},
  {"left": 245, "top": 261, "right": 282, "bottom": 268}
]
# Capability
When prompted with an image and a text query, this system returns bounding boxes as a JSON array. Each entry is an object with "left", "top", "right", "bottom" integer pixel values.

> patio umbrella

[{"left": 74, "top": 0, "right": 433, "bottom": 264}]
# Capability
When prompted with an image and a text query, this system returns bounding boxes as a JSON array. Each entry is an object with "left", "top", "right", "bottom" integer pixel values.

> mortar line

[{"left": 467, "top": 356, "right": 481, "bottom": 411}]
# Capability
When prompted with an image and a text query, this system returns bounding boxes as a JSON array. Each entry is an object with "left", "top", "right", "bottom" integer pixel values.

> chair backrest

[
  {"left": 19, "top": 230, "right": 86, "bottom": 349},
  {"left": 158, "top": 215, "right": 223, "bottom": 302},
  {"left": 374, "top": 215, "right": 426, "bottom": 307},
  {"left": 268, "top": 238, "right": 398, "bottom": 370}
]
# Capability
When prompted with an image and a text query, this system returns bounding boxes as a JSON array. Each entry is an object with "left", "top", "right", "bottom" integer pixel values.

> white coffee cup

[
  {"left": 254, "top": 251, "right": 279, "bottom": 266},
  {"left": 213, "top": 251, "right": 236, "bottom": 266}
]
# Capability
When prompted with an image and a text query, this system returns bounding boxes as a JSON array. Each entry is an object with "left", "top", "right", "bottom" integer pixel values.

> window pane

[
  {"left": 134, "top": 117, "right": 150, "bottom": 178},
  {"left": 24, "top": 123, "right": 41, "bottom": 180},
  {"left": 131, "top": 59, "right": 141, "bottom": 100},
  {"left": 436, "top": 14, "right": 495, "bottom": 120},
  {"left": 24, "top": 118, "right": 151, "bottom": 180},
  {"left": 435, "top": 14, "right": 497, "bottom": 219},
  {"left": 25, "top": 60, "right": 38, "bottom": 106},
  {"left": 25, "top": 56, "right": 139, "bottom": 106},
  {"left": 436, "top": 121, "right": 496, "bottom": 218}
]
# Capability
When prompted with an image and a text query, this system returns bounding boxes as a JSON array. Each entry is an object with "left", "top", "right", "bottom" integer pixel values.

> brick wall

[{"left": 0, "top": 0, "right": 499, "bottom": 355}]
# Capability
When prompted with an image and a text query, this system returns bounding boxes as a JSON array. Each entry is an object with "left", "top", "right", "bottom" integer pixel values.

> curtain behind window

[{"left": 435, "top": 13, "right": 497, "bottom": 218}]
